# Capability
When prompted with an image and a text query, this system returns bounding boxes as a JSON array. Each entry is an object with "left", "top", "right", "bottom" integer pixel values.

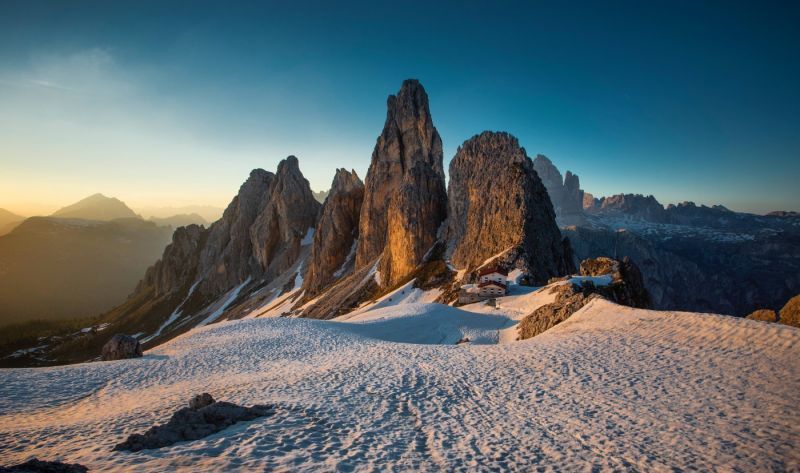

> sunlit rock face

[
  {"left": 445, "top": 131, "right": 573, "bottom": 284},
  {"left": 302, "top": 168, "right": 364, "bottom": 298},
  {"left": 355, "top": 79, "right": 447, "bottom": 287}
]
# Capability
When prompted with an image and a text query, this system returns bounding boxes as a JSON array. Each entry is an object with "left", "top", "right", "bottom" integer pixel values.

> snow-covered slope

[{"left": 1, "top": 294, "right": 798, "bottom": 471}]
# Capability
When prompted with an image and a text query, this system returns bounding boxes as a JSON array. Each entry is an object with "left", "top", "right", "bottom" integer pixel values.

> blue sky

[{"left": 0, "top": 0, "right": 798, "bottom": 215}]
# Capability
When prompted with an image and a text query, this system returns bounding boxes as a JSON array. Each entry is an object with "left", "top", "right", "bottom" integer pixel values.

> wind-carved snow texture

[{"left": 0, "top": 293, "right": 798, "bottom": 471}]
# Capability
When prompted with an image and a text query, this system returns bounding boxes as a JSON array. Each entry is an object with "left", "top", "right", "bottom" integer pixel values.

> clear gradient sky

[{"left": 1, "top": 0, "right": 798, "bottom": 216}]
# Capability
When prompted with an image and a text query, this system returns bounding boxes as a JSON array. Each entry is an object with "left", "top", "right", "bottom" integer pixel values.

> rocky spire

[
  {"left": 197, "top": 169, "right": 275, "bottom": 296},
  {"left": 250, "top": 156, "right": 320, "bottom": 279},
  {"left": 302, "top": 168, "right": 364, "bottom": 298},
  {"left": 355, "top": 79, "right": 447, "bottom": 286},
  {"left": 532, "top": 154, "right": 584, "bottom": 219},
  {"left": 445, "top": 132, "right": 573, "bottom": 284}
]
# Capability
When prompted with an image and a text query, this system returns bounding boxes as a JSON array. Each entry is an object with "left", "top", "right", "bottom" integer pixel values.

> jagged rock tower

[
  {"left": 302, "top": 169, "right": 364, "bottom": 298},
  {"left": 355, "top": 79, "right": 447, "bottom": 287},
  {"left": 445, "top": 132, "right": 574, "bottom": 284}
]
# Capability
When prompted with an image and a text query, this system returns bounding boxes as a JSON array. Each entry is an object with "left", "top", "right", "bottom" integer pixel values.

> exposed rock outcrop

[
  {"left": 101, "top": 334, "right": 143, "bottom": 361},
  {"left": 114, "top": 394, "right": 273, "bottom": 452},
  {"left": 780, "top": 295, "right": 800, "bottom": 328},
  {"left": 0, "top": 459, "right": 88, "bottom": 473},
  {"left": 137, "top": 224, "right": 207, "bottom": 297},
  {"left": 302, "top": 169, "right": 364, "bottom": 298},
  {"left": 197, "top": 169, "right": 275, "bottom": 296},
  {"left": 532, "top": 155, "right": 584, "bottom": 220},
  {"left": 249, "top": 156, "right": 320, "bottom": 280},
  {"left": 518, "top": 257, "right": 650, "bottom": 339},
  {"left": 445, "top": 132, "right": 573, "bottom": 284},
  {"left": 518, "top": 283, "right": 598, "bottom": 340},
  {"left": 746, "top": 309, "right": 778, "bottom": 323},
  {"left": 355, "top": 79, "right": 447, "bottom": 287}
]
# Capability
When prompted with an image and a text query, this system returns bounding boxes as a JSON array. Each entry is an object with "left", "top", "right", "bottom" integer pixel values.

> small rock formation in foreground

[
  {"left": 746, "top": 309, "right": 778, "bottom": 323},
  {"left": 0, "top": 459, "right": 88, "bottom": 473},
  {"left": 355, "top": 79, "right": 447, "bottom": 287},
  {"left": 100, "top": 334, "right": 142, "bottom": 361},
  {"left": 114, "top": 393, "right": 273, "bottom": 452},
  {"left": 445, "top": 132, "right": 573, "bottom": 284},
  {"left": 518, "top": 256, "right": 650, "bottom": 340},
  {"left": 302, "top": 169, "right": 364, "bottom": 299},
  {"left": 747, "top": 294, "right": 800, "bottom": 328}
]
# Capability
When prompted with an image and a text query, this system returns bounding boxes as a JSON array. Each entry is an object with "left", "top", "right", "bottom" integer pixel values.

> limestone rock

[
  {"left": 138, "top": 224, "right": 207, "bottom": 297},
  {"left": 114, "top": 395, "right": 273, "bottom": 452},
  {"left": 445, "top": 132, "right": 573, "bottom": 284},
  {"left": 0, "top": 459, "right": 88, "bottom": 473},
  {"left": 101, "top": 334, "right": 143, "bottom": 361},
  {"left": 355, "top": 79, "right": 446, "bottom": 286},
  {"left": 518, "top": 256, "right": 651, "bottom": 340},
  {"left": 579, "top": 256, "right": 619, "bottom": 277},
  {"left": 249, "top": 156, "right": 320, "bottom": 280},
  {"left": 302, "top": 169, "right": 364, "bottom": 298},
  {"left": 532, "top": 155, "right": 584, "bottom": 218},
  {"left": 197, "top": 169, "right": 275, "bottom": 296},
  {"left": 779, "top": 295, "right": 800, "bottom": 328},
  {"left": 746, "top": 309, "right": 778, "bottom": 323}
]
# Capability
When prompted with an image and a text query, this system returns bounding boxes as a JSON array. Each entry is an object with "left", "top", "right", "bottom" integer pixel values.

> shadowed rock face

[
  {"left": 532, "top": 155, "right": 584, "bottom": 218},
  {"left": 355, "top": 79, "right": 447, "bottom": 286},
  {"left": 101, "top": 334, "right": 142, "bottom": 361},
  {"left": 197, "top": 169, "right": 275, "bottom": 296},
  {"left": 445, "top": 132, "right": 573, "bottom": 284},
  {"left": 138, "top": 224, "right": 207, "bottom": 297},
  {"left": 114, "top": 394, "right": 273, "bottom": 452},
  {"left": 249, "top": 156, "right": 320, "bottom": 280},
  {"left": 302, "top": 169, "right": 364, "bottom": 298},
  {"left": 0, "top": 459, "right": 88, "bottom": 473},
  {"left": 519, "top": 256, "right": 650, "bottom": 340}
]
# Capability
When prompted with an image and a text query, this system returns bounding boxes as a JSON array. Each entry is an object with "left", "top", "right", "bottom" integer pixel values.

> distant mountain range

[{"left": 0, "top": 216, "right": 172, "bottom": 328}]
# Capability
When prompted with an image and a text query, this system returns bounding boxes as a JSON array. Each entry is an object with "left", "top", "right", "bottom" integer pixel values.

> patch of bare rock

[
  {"left": 113, "top": 394, "right": 273, "bottom": 452},
  {"left": 518, "top": 257, "right": 651, "bottom": 340},
  {"left": 100, "top": 334, "right": 142, "bottom": 361},
  {"left": 0, "top": 459, "right": 88, "bottom": 473},
  {"left": 747, "top": 294, "right": 800, "bottom": 328}
]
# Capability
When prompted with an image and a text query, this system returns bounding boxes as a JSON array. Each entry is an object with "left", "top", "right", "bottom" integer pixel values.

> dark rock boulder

[
  {"left": 114, "top": 394, "right": 273, "bottom": 452},
  {"left": 302, "top": 169, "right": 364, "bottom": 298},
  {"left": 100, "top": 334, "right": 142, "bottom": 361},
  {"left": 445, "top": 132, "right": 573, "bottom": 284},
  {"left": 355, "top": 79, "right": 447, "bottom": 286},
  {"left": 0, "top": 459, "right": 88, "bottom": 473}
]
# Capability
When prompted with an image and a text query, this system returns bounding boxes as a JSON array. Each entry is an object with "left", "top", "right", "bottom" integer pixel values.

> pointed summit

[
  {"left": 355, "top": 79, "right": 447, "bottom": 286},
  {"left": 302, "top": 168, "right": 364, "bottom": 297}
]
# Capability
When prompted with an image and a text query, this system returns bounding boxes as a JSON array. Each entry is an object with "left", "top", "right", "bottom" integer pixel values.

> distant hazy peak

[{"left": 52, "top": 193, "right": 139, "bottom": 221}]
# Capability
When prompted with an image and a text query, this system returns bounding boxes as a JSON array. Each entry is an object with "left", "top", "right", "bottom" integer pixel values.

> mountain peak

[{"left": 52, "top": 193, "right": 139, "bottom": 221}]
